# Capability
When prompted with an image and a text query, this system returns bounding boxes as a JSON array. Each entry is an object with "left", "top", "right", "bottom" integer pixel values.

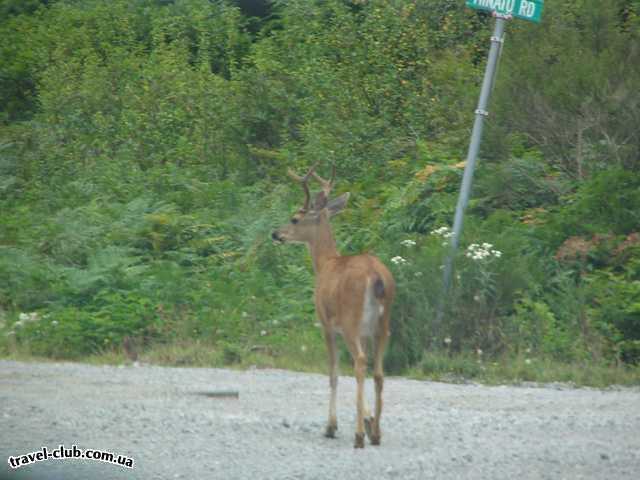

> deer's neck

[{"left": 308, "top": 222, "right": 339, "bottom": 274}]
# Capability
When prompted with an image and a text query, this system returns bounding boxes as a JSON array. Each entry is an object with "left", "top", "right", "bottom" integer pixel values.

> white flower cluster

[
  {"left": 391, "top": 255, "right": 408, "bottom": 265},
  {"left": 466, "top": 243, "right": 502, "bottom": 260},
  {"left": 431, "top": 226, "right": 454, "bottom": 239},
  {"left": 6, "top": 312, "right": 47, "bottom": 337},
  {"left": 400, "top": 239, "right": 417, "bottom": 247},
  {"left": 15, "top": 312, "right": 40, "bottom": 328}
]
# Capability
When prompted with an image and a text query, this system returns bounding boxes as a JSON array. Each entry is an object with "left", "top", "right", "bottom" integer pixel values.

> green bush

[
  {"left": 587, "top": 262, "right": 640, "bottom": 364},
  {"left": 1, "top": 0, "right": 639, "bottom": 377},
  {"left": 12, "top": 292, "right": 157, "bottom": 358}
]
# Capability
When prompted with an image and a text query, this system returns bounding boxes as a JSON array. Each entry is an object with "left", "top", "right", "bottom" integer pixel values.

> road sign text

[{"left": 466, "top": 0, "right": 544, "bottom": 23}]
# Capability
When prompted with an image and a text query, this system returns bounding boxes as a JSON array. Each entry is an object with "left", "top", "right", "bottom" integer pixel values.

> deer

[{"left": 271, "top": 164, "right": 395, "bottom": 448}]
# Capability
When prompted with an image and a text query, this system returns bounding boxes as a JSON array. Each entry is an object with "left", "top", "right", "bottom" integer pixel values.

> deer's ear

[{"left": 327, "top": 192, "right": 350, "bottom": 217}]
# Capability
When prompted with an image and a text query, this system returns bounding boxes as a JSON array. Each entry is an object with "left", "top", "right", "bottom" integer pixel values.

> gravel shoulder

[{"left": 1, "top": 360, "right": 639, "bottom": 480}]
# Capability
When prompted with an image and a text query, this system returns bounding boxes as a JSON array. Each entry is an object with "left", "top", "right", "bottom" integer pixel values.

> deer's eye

[{"left": 291, "top": 217, "right": 299, "bottom": 224}]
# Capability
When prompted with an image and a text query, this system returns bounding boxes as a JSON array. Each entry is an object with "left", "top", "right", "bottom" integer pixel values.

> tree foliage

[{"left": 1, "top": 0, "right": 639, "bottom": 369}]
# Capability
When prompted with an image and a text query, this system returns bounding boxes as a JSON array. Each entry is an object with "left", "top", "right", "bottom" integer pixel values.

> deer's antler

[
  {"left": 287, "top": 163, "right": 319, "bottom": 211},
  {"left": 311, "top": 162, "right": 336, "bottom": 196}
]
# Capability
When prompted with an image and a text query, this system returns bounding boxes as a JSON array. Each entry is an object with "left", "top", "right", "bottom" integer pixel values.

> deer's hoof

[
  {"left": 354, "top": 433, "right": 365, "bottom": 449},
  {"left": 324, "top": 424, "right": 337, "bottom": 438},
  {"left": 370, "top": 434, "right": 381, "bottom": 446}
]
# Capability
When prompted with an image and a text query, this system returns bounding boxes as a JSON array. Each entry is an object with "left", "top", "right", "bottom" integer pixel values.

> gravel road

[{"left": 1, "top": 360, "right": 639, "bottom": 480}]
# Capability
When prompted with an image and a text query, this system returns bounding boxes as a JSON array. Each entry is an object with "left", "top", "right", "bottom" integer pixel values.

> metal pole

[{"left": 434, "top": 15, "right": 508, "bottom": 340}]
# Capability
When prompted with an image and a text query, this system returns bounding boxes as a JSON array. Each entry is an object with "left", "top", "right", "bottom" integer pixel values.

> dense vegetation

[{"left": 1, "top": 0, "right": 639, "bottom": 383}]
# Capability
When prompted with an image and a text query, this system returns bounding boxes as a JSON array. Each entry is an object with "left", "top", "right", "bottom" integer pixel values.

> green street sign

[{"left": 466, "top": 0, "right": 544, "bottom": 23}]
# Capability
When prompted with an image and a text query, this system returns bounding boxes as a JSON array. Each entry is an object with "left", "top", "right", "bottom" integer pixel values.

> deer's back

[{"left": 315, "top": 254, "right": 395, "bottom": 336}]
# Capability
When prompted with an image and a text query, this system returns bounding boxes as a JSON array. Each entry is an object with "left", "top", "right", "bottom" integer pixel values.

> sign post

[{"left": 435, "top": 1, "right": 544, "bottom": 339}]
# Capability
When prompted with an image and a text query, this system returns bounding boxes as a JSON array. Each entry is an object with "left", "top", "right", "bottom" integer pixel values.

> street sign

[{"left": 466, "top": 0, "right": 544, "bottom": 23}]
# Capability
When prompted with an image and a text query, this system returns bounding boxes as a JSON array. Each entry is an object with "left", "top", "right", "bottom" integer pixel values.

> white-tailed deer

[{"left": 272, "top": 164, "right": 395, "bottom": 448}]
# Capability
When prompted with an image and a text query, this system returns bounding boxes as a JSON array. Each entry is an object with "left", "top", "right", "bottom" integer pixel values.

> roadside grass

[
  {"left": 2, "top": 335, "right": 638, "bottom": 387},
  {"left": 411, "top": 351, "right": 640, "bottom": 388}
]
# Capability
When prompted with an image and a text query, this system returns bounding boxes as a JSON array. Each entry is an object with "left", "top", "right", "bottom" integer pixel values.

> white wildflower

[
  {"left": 525, "top": 358, "right": 532, "bottom": 365},
  {"left": 431, "top": 226, "right": 452, "bottom": 238},
  {"left": 300, "top": 345, "right": 307, "bottom": 353},
  {"left": 391, "top": 256, "right": 408, "bottom": 265},
  {"left": 18, "top": 312, "right": 40, "bottom": 325},
  {"left": 52, "top": 320, "right": 59, "bottom": 326},
  {"left": 466, "top": 242, "right": 501, "bottom": 261},
  {"left": 476, "top": 348, "right": 483, "bottom": 356},
  {"left": 414, "top": 271, "right": 423, "bottom": 277},
  {"left": 260, "top": 330, "right": 267, "bottom": 336},
  {"left": 443, "top": 337, "right": 452, "bottom": 345},
  {"left": 400, "top": 239, "right": 417, "bottom": 247}
]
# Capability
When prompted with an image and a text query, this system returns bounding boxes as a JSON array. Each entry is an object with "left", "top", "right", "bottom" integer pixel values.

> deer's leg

[
  {"left": 324, "top": 330, "right": 338, "bottom": 438},
  {"left": 371, "top": 331, "right": 389, "bottom": 446},
  {"left": 348, "top": 337, "right": 367, "bottom": 449},
  {"left": 361, "top": 340, "right": 374, "bottom": 442}
]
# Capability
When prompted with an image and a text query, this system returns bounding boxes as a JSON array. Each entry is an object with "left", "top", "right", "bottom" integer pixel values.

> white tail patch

[{"left": 361, "top": 278, "right": 382, "bottom": 338}]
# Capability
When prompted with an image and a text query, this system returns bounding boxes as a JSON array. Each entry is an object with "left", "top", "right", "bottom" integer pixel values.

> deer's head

[{"left": 272, "top": 164, "right": 350, "bottom": 245}]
